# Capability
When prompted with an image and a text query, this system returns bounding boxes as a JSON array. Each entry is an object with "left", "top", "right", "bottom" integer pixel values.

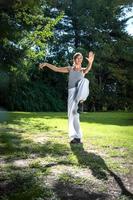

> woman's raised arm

[
  {"left": 83, "top": 51, "right": 95, "bottom": 75},
  {"left": 39, "top": 62, "right": 70, "bottom": 73}
]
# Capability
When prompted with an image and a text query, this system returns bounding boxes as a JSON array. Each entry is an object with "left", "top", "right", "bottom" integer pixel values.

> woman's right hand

[{"left": 39, "top": 62, "right": 47, "bottom": 70}]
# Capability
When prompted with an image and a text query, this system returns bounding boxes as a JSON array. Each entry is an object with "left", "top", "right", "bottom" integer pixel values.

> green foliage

[
  {"left": 44, "top": 0, "right": 133, "bottom": 111},
  {"left": 0, "top": 0, "right": 65, "bottom": 111},
  {"left": 0, "top": 0, "right": 132, "bottom": 111},
  {"left": 8, "top": 80, "right": 65, "bottom": 111}
]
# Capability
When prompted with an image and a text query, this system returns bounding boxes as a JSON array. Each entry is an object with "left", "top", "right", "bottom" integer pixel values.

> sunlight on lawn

[{"left": 0, "top": 111, "right": 133, "bottom": 200}]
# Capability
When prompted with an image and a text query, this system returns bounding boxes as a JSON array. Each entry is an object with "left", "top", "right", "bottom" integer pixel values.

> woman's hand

[
  {"left": 39, "top": 62, "right": 47, "bottom": 70},
  {"left": 86, "top": 51, "right": 95, "bottom": 64}
]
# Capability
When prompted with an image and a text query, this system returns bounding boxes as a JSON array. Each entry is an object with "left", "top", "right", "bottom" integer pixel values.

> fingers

[
  {"left": 86, "top": 51, "right": 94, "bottom": 59},
  {"left": 89, "top": 52, "right": 95, "bottom": 60},
  {"left": 89, "top": 51, "right": 95, "bottom": 56},
  {"left": 39, "top": 63, "right": 43, "bottom": 69},
  {"left": 89, "top": 51, "right": 93, "bottom": 54}
]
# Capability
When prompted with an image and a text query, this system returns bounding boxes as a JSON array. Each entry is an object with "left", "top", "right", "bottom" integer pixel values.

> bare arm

[
  {"left": 82, "top": 62, "right": 93, "bottom": 75},
  {"left": 83, "top": 51, "right": 95, "bottom": 75},
  {"left": 39, "top": 62, "right": 70, "bottom": 73}
]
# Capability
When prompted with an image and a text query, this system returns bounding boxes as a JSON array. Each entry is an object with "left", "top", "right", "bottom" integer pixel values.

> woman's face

[{"left": 74, "top": 55, "right": 83, "bottom": 65}]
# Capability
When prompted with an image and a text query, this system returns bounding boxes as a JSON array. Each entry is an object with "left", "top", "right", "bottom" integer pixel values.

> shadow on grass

[
  {"left": 1, "top": 129, "right": 133, "bottom": 200},
  {"left": 0, "top": 130, "right": 69, "bottom": 161},
  {"left": 70, "top": 144, "right": 133, "bottom": 199},
  {"left": 53, "top": 180, "right": 108, "bottom": 200},
  {"left": 0, "top": 131, "right": 70, "bottom": 199},
  {"left": 80, "top": 112, "right": 133, "bottom": 126},
  {"left": 5, "top": 111, "right": 133, "bottom": 127},
  {"left": 6, "top": 112, "right": 67, "bottom": 123},
  {"left": 0, "top": 168, "right": 54, "bottom": 200}
]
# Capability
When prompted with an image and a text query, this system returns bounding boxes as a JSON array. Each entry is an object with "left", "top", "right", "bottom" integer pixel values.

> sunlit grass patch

[{"left": 0, "top": 111, "right": 133, "bottom": 200}]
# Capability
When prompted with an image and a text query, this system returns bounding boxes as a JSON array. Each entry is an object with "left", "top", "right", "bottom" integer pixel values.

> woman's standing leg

[
  {"left": 68, "top": 78, "right": 90, "bottom": 143},
  {"left": 68, "top": 88, "right": 82, "bottom": 142}
]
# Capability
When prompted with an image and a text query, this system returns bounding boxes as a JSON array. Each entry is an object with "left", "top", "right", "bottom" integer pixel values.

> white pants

[{"left": 67, "top": 78, "right": 89, "bottom": 140}]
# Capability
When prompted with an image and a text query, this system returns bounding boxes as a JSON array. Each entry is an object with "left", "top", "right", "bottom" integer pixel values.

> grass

[{"left": 0, "top": 111, "right": 133, "bottom": 200}]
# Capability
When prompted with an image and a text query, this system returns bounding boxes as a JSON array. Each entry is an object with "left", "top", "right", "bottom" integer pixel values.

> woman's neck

[{"left": 73, "top": 64, "right": 81, "bottom": 70}]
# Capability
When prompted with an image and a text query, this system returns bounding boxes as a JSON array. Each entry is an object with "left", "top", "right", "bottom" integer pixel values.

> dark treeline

[{"left": 0, "top": 0, "right": 133, "bottom": 112}]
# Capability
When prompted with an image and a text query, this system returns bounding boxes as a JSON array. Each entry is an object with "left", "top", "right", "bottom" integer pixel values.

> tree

[
  {"left": 0, "top": 0, "right": 64, "bottom": 111},
  {"left": 44, "top": 0, "right": 133, "bottom": 111}
]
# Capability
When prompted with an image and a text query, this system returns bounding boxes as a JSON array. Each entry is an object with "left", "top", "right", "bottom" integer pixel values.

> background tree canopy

[{"left": 0, "top": 0, "right": 133, "bottom": 111}]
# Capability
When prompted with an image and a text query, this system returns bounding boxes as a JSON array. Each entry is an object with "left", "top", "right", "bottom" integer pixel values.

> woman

[{"left": 39, "top": 51, "right": 95, "bottom": 144}]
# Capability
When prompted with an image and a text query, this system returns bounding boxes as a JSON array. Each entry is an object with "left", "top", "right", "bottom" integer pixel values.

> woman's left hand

[{"left": 86, "top": 51, "right": 95, "bottom": 64}]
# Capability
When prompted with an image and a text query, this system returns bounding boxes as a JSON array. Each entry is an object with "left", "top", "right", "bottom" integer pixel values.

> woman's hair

[{"left": 73, "top": 52, "right": 83, "bottom": 65}]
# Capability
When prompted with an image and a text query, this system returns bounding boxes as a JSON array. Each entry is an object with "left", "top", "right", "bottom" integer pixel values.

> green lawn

[{"left": 0, "top": 111, "right": 133, "bottom": 200}]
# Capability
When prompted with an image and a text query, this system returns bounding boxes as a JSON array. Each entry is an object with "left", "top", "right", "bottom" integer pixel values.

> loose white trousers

[{"left": 67, "top": 78, "right": 89, "bottom": 140}]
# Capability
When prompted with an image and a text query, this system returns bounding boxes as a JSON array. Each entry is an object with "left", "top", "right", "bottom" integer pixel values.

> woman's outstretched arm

[
  {"left": 39, "top": 62, "right": 70, "bottom": 73},
  {"left": 83, "top": 51, "right": 95, "bottom": 75}
]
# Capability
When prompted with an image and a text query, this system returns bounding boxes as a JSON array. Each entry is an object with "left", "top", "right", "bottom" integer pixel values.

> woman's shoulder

[{"left": 67, "top": 66, "right": 73, "bottom": 72}]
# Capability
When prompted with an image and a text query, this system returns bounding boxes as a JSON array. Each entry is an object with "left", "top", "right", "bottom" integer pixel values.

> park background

[
  {"left": 0, "top": 0, "right": 133, "bottom": 200},
  {"left": 0, "top": 0, "right": 133, "bottom": 112}
]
